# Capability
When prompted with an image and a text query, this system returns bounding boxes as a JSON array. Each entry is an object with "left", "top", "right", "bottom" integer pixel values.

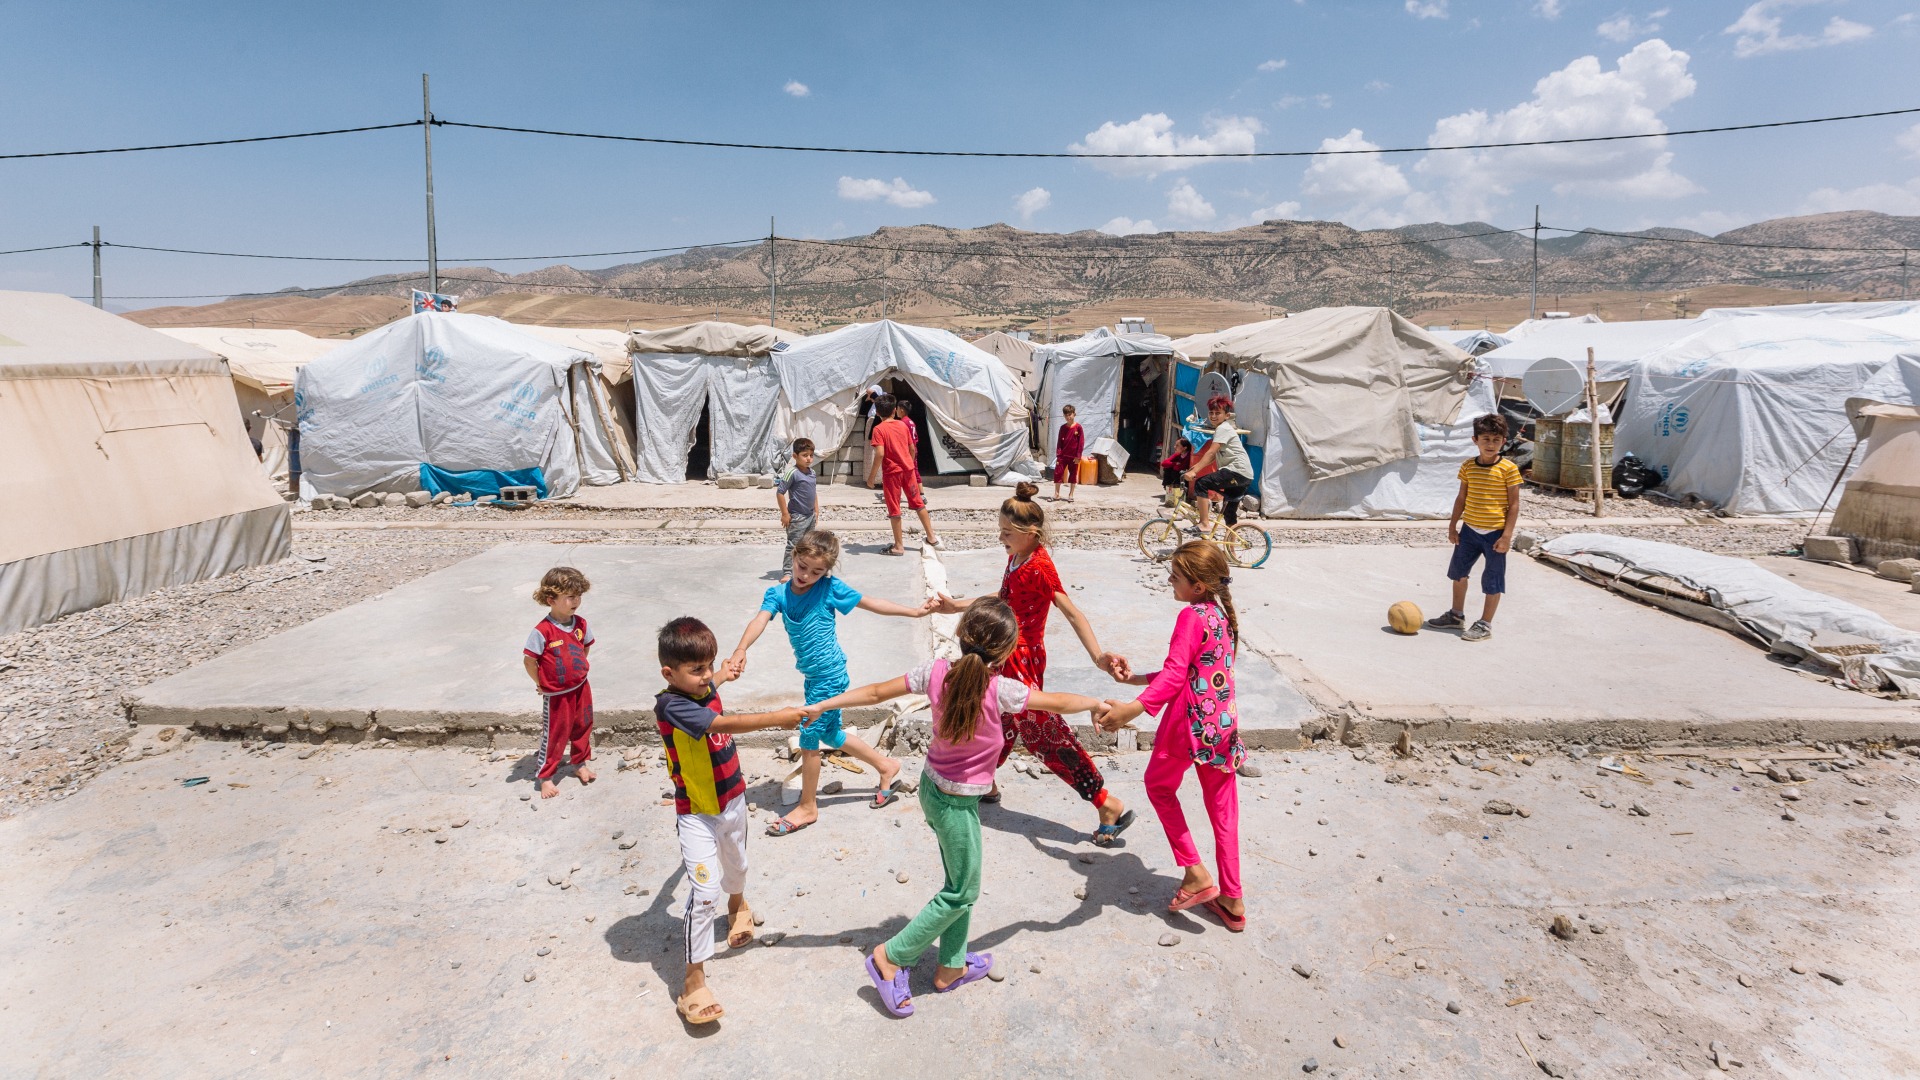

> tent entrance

[
  {"left": 1116, "top": 357, "right": 1171, "bottom": 472},
  {"left": 686, "top": 403, "right": 713, "bottom": 480},
  {"left": 882, "top": 379, "right": 939, "bottom": 474}
]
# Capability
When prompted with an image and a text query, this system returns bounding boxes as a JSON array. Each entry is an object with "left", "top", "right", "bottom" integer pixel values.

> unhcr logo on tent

[
  {"left": 497, "top": 381, "right": 542, "bottom": 431},
  {"left": 416, "top": 346, "right": 449, "bottom": 384},
  {"left": 294, "top": 386, "right": 311, "bottom": 427},
  {"left": 1675, "top": 360, "right": 1709, "bottom": 378},
  {"left": 1657, "top": 402, "right": 1691, "bottom": 437},
  {"left": 356, "top": 355, "right": 401, "bottom": 396},
  {"left": 924, "top": 349, "right": 965, "bottom": 385}
]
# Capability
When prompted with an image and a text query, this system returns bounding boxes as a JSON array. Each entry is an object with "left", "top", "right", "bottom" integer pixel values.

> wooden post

[{"left": 1588, "top": 346, "right": 1605, "bottom": 518}]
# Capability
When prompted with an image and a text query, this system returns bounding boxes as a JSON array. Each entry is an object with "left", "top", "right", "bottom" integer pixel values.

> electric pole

[
  {"left": 91, "top": 226, "right": 102, "bottom": 309},
  {"left": 422, "top": 75, "right": 439, "bottom": 294},
  {"left": 1529, "top": 204, "right": 1540, "bottom": 321},
  {"left": 768, "top": 217, "right": 777, "bottom": 327}
]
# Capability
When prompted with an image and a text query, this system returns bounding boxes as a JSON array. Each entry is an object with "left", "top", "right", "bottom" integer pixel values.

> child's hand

[
  {"left": 800, "top": 703, "right": 824, "bottom": 721},
  {"left": 1494, "top": 534, "right": 1512, "bottom": 554},
  {"left": 930, "top": 593, "right": 964, "bottom": 615},
  {"left": 1447, "top": 522, "right": 1461, "bottom": 545},
  {"left": 781, "top": 514, "right": 791, "bottom": 527},
  {"left": 1098, "top": 652, "right": 1133, "bottom": 682},
  {"left": 725, "top": 652, "right": 748, "bottom": 680},
  {"left": 781, "top": 707, "right": 807, "bottom": 728}
]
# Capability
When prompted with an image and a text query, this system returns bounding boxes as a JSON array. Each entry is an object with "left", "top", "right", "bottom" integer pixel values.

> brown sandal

[
  {"left": 727, "top": 907, "right": 756, "bottom": 949},
  {"left": 677, "top": 986, "right": 725, "bottom": 1024}
]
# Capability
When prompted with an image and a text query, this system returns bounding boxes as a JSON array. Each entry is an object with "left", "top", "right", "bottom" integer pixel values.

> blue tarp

[{"left": 418, "top": 464, "right": 548, "bottom": 499}]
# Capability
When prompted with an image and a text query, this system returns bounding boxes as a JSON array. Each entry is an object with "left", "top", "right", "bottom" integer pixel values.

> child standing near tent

[
  {"left": 866, "top": 393, "right": 942, "bottom": 556},
  {"left": 1425, "top": 414, "right": 1521, "bottom": 642},
  {"left": 1097, "top": 540, "right": 1247, "bottom": 932},
  {"left": 729, "top": 530, "right": 931, "bottom": 835},
  {"left": 1159, "top": 437, "right": 1193, "bottom": 507},
  {"left": 654, "top": 616, "right": 806, "bottom": 1025},
  {"left": 803, "top": 597, "right": 1107, "bottom": 1017},
  {"left": 893, "top": 399, "right": 919, "bottom": 448},
  {"left": 1053, "top": 404, "right": 1085, "bottom": 502},
  {"left": 523, "top": 566, "right": 596, "bottom": 799},
  {"left": 931, "top": 484, "right": 1136, "bottom": 845},
  {"left": 776, "top": 438, "right": 818, "bottom": 576}
]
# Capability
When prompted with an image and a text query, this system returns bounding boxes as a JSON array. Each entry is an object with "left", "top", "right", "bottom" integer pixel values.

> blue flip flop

[
  {"left": 865, "top": 953, "right": 914, "bottom": 1017},
  {"left": 934, "top": 952, "right": 994, "bottom": 994},
  {"left": 1091, "top": 808, "right": 1137, "bottom": 847}
]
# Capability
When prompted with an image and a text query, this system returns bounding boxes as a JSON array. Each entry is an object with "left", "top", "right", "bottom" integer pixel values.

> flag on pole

[{"left": 411, "top": 289, "right": 459, "bottom": 313}]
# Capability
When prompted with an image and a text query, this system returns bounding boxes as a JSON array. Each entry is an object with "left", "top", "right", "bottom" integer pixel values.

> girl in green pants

[{"left": 804, "top": 597, "right": 1106, "bottom": 1017}]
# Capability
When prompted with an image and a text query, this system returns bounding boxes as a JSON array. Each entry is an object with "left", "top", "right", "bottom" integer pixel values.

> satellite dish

[
  {"left": 1194, "top": 371, "right": 1234, "bottom": 420},
  {"left": 1522, "top": 357, "right": 1586, "bottom": 416}
]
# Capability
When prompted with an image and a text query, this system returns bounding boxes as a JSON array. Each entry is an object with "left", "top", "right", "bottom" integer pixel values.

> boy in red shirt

[
  {"left": 523, "top": 566, "right": 596, "bottom": 799},
  {"left": 865, "top": 393, "right": 942, "bottom": 556},
  {"left": 1053, "top": 404, "right": 1086, "bottom": 503}
]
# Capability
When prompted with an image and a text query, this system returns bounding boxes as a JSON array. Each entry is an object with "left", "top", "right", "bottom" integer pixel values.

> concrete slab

[
  {"left": 940, "top": 549, "right": 1319, "bottom": 743},
  {"left": 130, "top": 544, "right": 932, "bottom": 743},
  {"left": 1231, "top": 546, "right": 1920, "bottom": 744}
]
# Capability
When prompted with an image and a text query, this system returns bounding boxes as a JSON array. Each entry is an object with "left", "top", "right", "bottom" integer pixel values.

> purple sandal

[
  {"left": 864, "top": 953, "right": 914, "bottom": 1017},
  {"left": 934, "top": 952, "right": 993, "bottom": 994}
]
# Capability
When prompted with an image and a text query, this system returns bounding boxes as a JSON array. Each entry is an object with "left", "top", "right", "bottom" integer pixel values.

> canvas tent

[
  {"left": 154, "top": 327, "right": 343, "bottom": 482},
  {"left": 773, "top": 320, "right": 1037, "bottom": 482},
  {"left": 1034, "top": 328, "right": 1182, "bottom": 473},
  {"left": 512, "top": 325, "right": 639, "bottom": 480},
  {"left": 1612, "top": 316, "right": 1919, "bottom": 515},
  {"left": 625, "top": 321, "right": 799, "bottom": 483},
  {"left": 1479, "top": 318, "right": 1705, "bottom": 381},
  {"left": 295, "top": 312, "right": 626, "bottom": 499},
  {"left": 1195, "top": 307, "right": 1482, "bottom": 518},
  {"left": 970, "top": 331, "right": 1041, "bottom": 395},
  {"left": 1427, "top": 328, "right": 1510, "bottom": 356},
  {"left": 1502, "top": 313, "right": 1601, "bottom": 340},
  {"left": 1699, "top": 301, "right": 1920, "bottom": 322},
  {"left": 1829, "top": 354, "right": 1920, "bottom": 562},
  {"left": 0, "top": 291, "right": 290, "bottom": 635}
]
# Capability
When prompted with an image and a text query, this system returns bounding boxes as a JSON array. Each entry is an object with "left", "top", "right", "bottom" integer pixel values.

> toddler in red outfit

[{"left": 523, "top": 566, "right": 596, "bottom": 799}]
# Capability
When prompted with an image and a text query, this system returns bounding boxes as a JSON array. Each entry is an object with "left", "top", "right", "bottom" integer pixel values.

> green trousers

[{"left": 883, "top": 771, "right": 982, "bottom": 971}]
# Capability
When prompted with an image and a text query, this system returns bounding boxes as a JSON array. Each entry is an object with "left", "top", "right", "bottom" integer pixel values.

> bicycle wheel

[
  {"left": 1225, "top": 523, "right": 1272, "bottom": 569},
  {"left": 1137, "top": 518, "right": 1182, "bottom": 561}
]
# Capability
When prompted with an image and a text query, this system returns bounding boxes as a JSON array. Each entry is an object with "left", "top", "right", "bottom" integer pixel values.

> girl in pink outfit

[
  {"left": 1098, "top": 540, "right": 1248, "bottom": 932},
  {"left": 807, "top": 597, "right": 1104, "bottom": 1017}
]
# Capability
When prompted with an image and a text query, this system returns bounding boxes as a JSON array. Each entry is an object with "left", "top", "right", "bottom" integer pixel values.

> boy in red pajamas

[{"left": 523, "top": 566, "right": 596, "bottom": 799}]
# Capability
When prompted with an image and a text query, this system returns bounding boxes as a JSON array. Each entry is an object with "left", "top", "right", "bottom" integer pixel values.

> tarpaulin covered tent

[
  {"left": 1479, "top": 318, "right": 1704, "bottom": 381},
  {"left": 1830, "top": 354, "right": 1920, "bottom": 562},
  {"left": 512, "top": 325, "right": 639, "bottom": 481},
  {"left": 1034, "top": 328, "right": 1181, "bottom": 472},
  {"left": 1426, "top": 328, "right": 1510, "bottom": 356},
  {"left": 773, "top": 320, "right": 1038, "bottom": 482},
  {"left": 625, "top": 321, "right": 800, "bottom": 483},
  {"left": 0, "top": 292, "right": 290, "bottom": 634},
  {"left": 1502, "top": 313, "right": 1601, "bottom": 341},
  {"left": 154, "top": 327, "right": 343, "bottom": 482},
  {"left": 1699, "top": 300, "right": 1920, "bottom": 321},
  {"left": 295, "top": 312, "right": 625, "bottom": 499},
  {"left": 970, "top": 331, "right": 1041, "bottom": 395},
  {"left": 1196, "top": 307, "right": 1481, "bottom": 518},
  {"left": 1612, "top": 316, "right": 1918, "bottom": 515}
]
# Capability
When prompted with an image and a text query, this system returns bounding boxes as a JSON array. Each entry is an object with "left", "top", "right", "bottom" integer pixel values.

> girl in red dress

[{"left": 933, "top": 483, "right": 1137, "bottom": 845}]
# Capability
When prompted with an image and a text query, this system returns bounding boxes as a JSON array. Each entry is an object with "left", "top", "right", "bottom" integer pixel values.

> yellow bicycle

[{"left": 1137, "top": 489, "right": 1272, "bottom": 568}]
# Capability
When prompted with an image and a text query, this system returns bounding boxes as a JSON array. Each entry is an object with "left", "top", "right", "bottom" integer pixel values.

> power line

[
  {"left": 0, "top": 242, "right": 87, "bottom": 256},
  {"left": 775, "top": 226, "right": 1526, "bottom": 260},
  {"left": 436, "top": 105, "right": 1920, "bottom": 159},
  {"left": 0, "top": 121, "right": 422, "bottom": 161},
  {"left": 96, "top": 238, "right": 765, "bottom": 263}
]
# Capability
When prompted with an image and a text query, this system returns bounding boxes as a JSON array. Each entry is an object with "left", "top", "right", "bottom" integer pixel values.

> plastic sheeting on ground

[
  {"left": 1612, "top": 316, "right": 1918, "bottom": 515},
  {"left": 1536, "top": 533, "right": 1920, "bottom": 698},
  {"left": 773, "top": 320, "right": 1037, "bottom": 482},
  {"left": 295, "top": 312, "right": 624, "bottom": 499},
  {"left": 1034, "top": 328, "right": 1178, "bottom": 468},
  {"left": 624, "top": 321, "right": 798, "bottom": 483}
]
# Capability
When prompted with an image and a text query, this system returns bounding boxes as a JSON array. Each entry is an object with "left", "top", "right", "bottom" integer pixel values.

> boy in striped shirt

[
  {"left": 654, "top": 616, "right": 804, "bottom": 1025},
  {"left": 1427, "top": 414, "right": 1522, "bottom": 642}
]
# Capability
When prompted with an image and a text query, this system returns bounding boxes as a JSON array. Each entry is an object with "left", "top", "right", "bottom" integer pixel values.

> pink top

[
  {"left": 1134, "top": 601, "right": 1246, "bottom": 770},
  {"left": 908, "top": 658, "right": 1031, "bottom": 796}
]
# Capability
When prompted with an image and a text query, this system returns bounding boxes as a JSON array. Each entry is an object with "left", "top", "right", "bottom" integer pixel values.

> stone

[
  {"left": 380, "top": 492, "right": 408, "bottom": 507},
  {"left": 1790, "top": 963, "right": 1808, "bottom": 974},
  {"left": 717, "top": 475, "right": 750, "bottom": 490},
  {"left": 351, "top": 493, "right": 381, "bottom": 509},
  {"left": 822, "top": 779, "right": 844, "bottom": 795},
  {"left": 404, "top": 490, "right": 432, "bottom": 508},
  {"left": 1538, "top": 1060, "right": 1566, "bottom": 1078},
  {"left": 515, "top": 879, "right": 527, "bottom": 888},
  {"left": 1237, "top": 761, "right": 1264, "bottom": 778},
  {"left": 1029, "top": 964, "right": 1042, "bottom": 974},
  {"left": 1073, "top": 886, "right": 1087, "bottom": 901},
  {"left": 1550, "top": 915, "right": 1578, "bottom": 940},
  {"left": 1414, "top": 959, "right": 1428, "bottom": 970},
  {"left": 751, "top": 475, "right": 775, "bottom": 489},
  {"left": 523, "top": 972, "right": 536, "bottom": 982},
  {"left": 968, "top": 474, "right": 989, "bottom": 487},
  {"left": 986, "top": 961, "right": 1006, "bottom": 982},
  {"left": 1512, "top": 531, "right": 1542, "bottom": 553},
  {"left": 1567, "top": 746, "right": 1588, "bottom": 761},
  {"left": 1302, "top": 1058, "right": 1319, "bottom": 1074},
  {"left": 1738, "top": 974, "right": 1753, "bottom": 987},
  {"left": 1308, "top": 848, "right": 1319, "bottom": 857},
  {"left": 1484, "top": 800, "right": 1517, "bottom": 815},
  {"left": 1291, "top": 962, "right": 1314, "bottom": 979},
  {"left": 309, "top": 497, "right": 335, "bottom": 511},
  {"left": 761, "top": 931, "right": 785, "bottom": 945},
  {"left": 1818, "top": 970, "right": 1847, "bottom": 985},
  {"left": 1588, "top": 922, "right": 1606, "bottom": 935},
  {"left": 1159, "top": 933, "right": 1180, "bottom": 947},
  {"left": 1781, "top": 788, "right": 1802, "bottom": 801},
  {"left": 753, "top": 913, "right": 765, "bottom": 926},
  {"left": 1801, "top": 535, "right": 1857, "bottom": 563},
  {"left": 1446, "top": 1001, "right": 1462, "bottom": 1015},
  {"left": 1629, "top": 802, "right": 1651, "bottom": 817},
  {"left": 1875, "top": 557, "right": 1920, "bottom": 583},
  {"left": 618, "top": 840, "right": 637, "bottom": 850},
  {"left": 1078, "top": 853, "right": 1095, "bottom": 864},
  {"left": 896, "top": 872, "right": 909, "bottom": 884},
  {"left": 536, "top": 946, "right": 551, "bottom": 957},
  {"left": 547, "top": 873, "right": 565, "bottom": 886},
  {"left": 450, "top": 961, "right": 461, "bottom": 969},
  {"left": 1782, "top": 810, "right": 1797, "bottom": 821},
  {"left": 1333, "top": 1034, "right": 1348, "bottom": 1048},
  {"left": 297, "top": 749, "right": 316, "bottom": 760},
  {"left": 1317, "top": 818, "right": 1329, "bottom": 826},
  {"left": 584, "top": 915, "right": 595, "bottom": 924}
]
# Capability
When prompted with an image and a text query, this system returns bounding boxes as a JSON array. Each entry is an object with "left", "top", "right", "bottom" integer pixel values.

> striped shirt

[
  {"left": 1457, "top": 456, "right": 1522, "bottom": 531},
  {"left": 654, "top": 683, "right": 743, "bottom": 816}
]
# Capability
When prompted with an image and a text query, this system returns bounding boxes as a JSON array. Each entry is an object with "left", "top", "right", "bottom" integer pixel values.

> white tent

[
  {"left": 511, "top": 325, "right": 639, "bottom": 480},
  {"left": 1613, "top": 316, "right": 1919, "bottom": 515},
  {"left": 1480, "top": 318, "right": 1705, "bottom": 381},
  {"left": 1426, "top": 328, "right": 1510, "bottom": 356},
  {"left": 1832, "top": 355, "right": 1920, "bottom": 562},
  {"left": 1, "top": 292, "right": 290, "bottom": 634},
  {"left": 773, "top": 320, "right": 1038, "bottom": 482},
  {"left": 970, "top": 331, "right": 1041, "bottom": 395},
  {"left": 624, "top": 321, "right": 800, "bottom": 483},
  {"left": 1502, "top": 313, "right": 1602, "bottom": 340},
  {"left": 1197, "top": 308, "right": 1481, "bottom": 519},
  {"left": 1034, "top": 328, "right": 1181, "bottom": 472},
  {"left": 1700, "top": 300, "right": 1920, "bottom": 321},
  {"left": 295, "top": 312, "right": 625, "bottom": 499},
  {"left": 154, "top": 327, "right": 344, "bottom": 482}
]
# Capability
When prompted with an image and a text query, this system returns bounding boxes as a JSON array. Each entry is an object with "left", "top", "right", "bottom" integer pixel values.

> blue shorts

[
  {"left": 799, "top": 668, "right": 849, "bottom": 751},
  {"left": 1447, "top": 527, "right": 1508, "bottom": 595}
]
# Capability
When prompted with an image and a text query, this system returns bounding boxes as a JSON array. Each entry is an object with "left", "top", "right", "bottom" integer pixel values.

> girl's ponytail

[{"left": 940, "top": 597, "right": 1020, "bottom": 744}]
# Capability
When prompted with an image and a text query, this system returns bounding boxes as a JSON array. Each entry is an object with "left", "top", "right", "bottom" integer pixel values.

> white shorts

[{"left": 677, "top": 794, "right": 749, "bottom": 965}]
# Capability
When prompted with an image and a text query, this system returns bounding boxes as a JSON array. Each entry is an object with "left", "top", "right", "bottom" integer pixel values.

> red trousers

[
  {"left": 996, "top": 642, "right": 1108, "bottom": 806},
  {"left": 536, "top": 683, "right": 594, "bottom": 780}
]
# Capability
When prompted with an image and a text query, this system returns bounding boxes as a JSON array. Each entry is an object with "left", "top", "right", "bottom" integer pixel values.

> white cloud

[
  {"left": 1301, "top": 130, "right": 1414, "bottom": 205},
  {"left": 1802, "top": 178, "right": 1920, "bottom": 215},
  {"left": 783, "top": 80, "right": 810, "bottom": 97},
  {"left": 1405, "top": 0, "right": 1449, "bottom": 17},
  {"left": 1013, "top": 186, "right": 1052, "bottom": 221},
  {"left": 1258, "top": 58, "right": 1288, "bottom": 71},
  {"left": 1097, "top": 217, "right": 1159, "bottom": 236},
  {"left": 1365, "top": 80, "right": 1392, "bottom": 93},
  {"left": 1071, "top": 113, "right": 1264, "bottom": 177},
  {"left": 1166, "top": 181, "right": 1217, "bottom": 222},
  {"left": 836, "top": 176, "right": 936, "bottom": 208},
  {"left": 1275, "top": 93, "right": 1334, "bottom": 110},
  {"left": 1900, "top": 123, "right": 1920, "bottom": 159},
  {"left": 1534, "top": 0, "right": 1565, "bottom": 18},
  {"left": 1726, "top": 1, "right": 1873, "bottom": 58},
  {"left": 1249, "top": 201, "right": 1303, "bottom": 222},
  {"left": 1598, "top": 7, "right": 1668, "bottom": 42}
]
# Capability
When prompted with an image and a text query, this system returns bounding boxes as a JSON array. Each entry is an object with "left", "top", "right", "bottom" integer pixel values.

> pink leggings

[{"left": 1143, "top": 719, "right": 1241, "bottom": 898}]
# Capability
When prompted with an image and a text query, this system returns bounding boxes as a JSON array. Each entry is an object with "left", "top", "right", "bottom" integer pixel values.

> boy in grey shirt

[{"left": 776, "top": 438, "right": 818, "bottom": 574}]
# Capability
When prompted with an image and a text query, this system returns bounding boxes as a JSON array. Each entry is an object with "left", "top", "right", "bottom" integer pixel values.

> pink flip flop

[{"left": 1168, "top": 884, "right": 1221, "bottom": 913}]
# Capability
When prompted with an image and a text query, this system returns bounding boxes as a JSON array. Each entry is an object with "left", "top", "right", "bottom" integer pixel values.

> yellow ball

[{"left": 1388, "top": 601, "right": 1424, "bottom": 635}]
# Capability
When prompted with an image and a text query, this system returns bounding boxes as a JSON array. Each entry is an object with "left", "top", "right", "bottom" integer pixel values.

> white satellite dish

[
  {"left": 1522, "top": 357, "right": 1586, "bottom": 417},
  {"left": 1193, "top": 371, "right": 1233, "bottom": 420}
]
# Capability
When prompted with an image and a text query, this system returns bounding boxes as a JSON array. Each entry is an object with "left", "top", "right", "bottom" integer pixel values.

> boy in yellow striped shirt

[{"left": 1427, "top": 414, "right": 1522, "bottom": 642}]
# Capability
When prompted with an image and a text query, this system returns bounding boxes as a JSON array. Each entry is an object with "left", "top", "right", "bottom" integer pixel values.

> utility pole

[
  {"left": 1903, "top": 250, "right": 1910, "bottom": 300},
  {"left": 1529, "top": 204, "right": 1540, "bottom": 321},
  {"left": 90, "top": 226, "right": 102, "bottom": 309},
  {"left": 768, "top": 217, "right": 777, "bottom": 327},
  {"left": 422, "top": 74, "right": 439, "bottom": 294}
]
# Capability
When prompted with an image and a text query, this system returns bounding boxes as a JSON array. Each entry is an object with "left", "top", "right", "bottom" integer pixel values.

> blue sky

[{"left": 2, "top": 0, "right": 1916, "bottom": 307}]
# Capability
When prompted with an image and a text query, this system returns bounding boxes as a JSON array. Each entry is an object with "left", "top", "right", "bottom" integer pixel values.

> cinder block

[
  {"left": 968, "top": 474, "right": 989, "bottom": 487},
  {"left": 1875, "top": 558, "right": 1920, "bottom": 583},
  {"left": 1802, "top": 535, "right": 1857, "bottom": 563},
  {"left": 716, "top": 474, "right": 749, "bottom": 490},
  {"left": 752, "top": 475, "right": 775, "bottom": 489},
  {"left": 498, "top": 485, "right": 537, "bottom": 502},
  {"left": 404, "top": 490, "right": 433, "bottom": 508}
]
